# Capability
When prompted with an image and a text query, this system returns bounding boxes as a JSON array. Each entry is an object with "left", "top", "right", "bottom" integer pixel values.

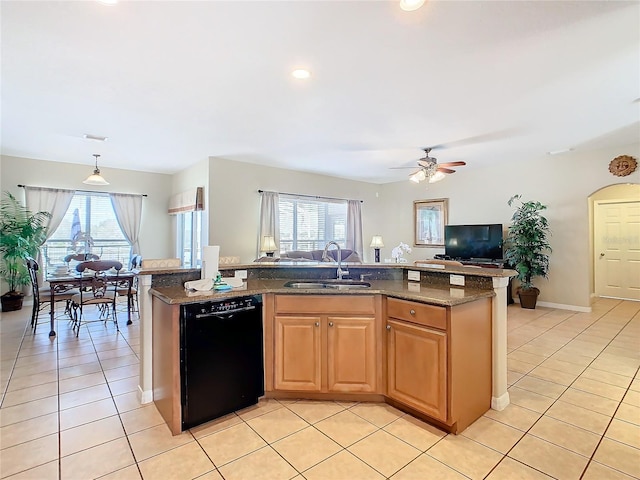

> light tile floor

[{"left": 1, "top": 298, "right": 639, "bottom": 479}]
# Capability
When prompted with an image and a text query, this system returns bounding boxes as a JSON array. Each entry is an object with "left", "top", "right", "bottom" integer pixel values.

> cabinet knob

[
  {"left": 409, "top": 309, "right": 416, "bottom": 315},
  {"left": 328, "top": 321, "right": 334, "bottom": 327},
  {"left": 315, "top": 321, "right": 320, "bottom": 327},
  {"left": 386, "top": 325, "right": 391, "bottom": 331}
]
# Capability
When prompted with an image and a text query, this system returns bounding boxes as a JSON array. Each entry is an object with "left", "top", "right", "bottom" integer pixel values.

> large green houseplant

[
  {"left": 0, "top": 192, "right": 51, "bottom": 311},
  {"left": 504, "top": 194, "right": 552, "bottom": 309}
]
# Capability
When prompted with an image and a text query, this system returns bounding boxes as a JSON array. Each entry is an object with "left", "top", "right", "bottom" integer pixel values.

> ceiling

[{"left": 2, "top": 1, "right": 639, "bottom": 184}]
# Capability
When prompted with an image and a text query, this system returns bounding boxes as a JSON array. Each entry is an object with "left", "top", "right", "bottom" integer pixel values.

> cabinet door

[
  {"left": 274, "top": 315, "right": 322, "bottom": 391},
  {"left": 327, "top": 316, "right": 377, "bottom": 393},
  {"left": 387, "top": 319, "right": 447, "bottom": 421}
]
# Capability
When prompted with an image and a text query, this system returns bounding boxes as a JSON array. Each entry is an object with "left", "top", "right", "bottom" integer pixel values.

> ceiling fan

[{"left": 393, "top": 148, "right": 467, "bottom": 184}]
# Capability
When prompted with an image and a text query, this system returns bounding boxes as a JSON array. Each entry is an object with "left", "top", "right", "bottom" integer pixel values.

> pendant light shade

[{"left": 83, "top": 154, "right": 109, "bottom": 185}]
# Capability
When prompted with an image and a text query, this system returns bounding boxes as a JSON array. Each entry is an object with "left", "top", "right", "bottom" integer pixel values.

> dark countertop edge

[
  {"left": 149, "top": 280, "right": 496, "bottom": 308},
  {"left": 134, "top": 266, "right": 200, "bottom": 275},
  {"left": 138, "top": 263, "right": 516, "bottom": 278}
]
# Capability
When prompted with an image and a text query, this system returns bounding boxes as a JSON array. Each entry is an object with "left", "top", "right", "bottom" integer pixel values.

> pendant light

[{"left": 83, "top": 154, "right": 109, "bottom": 185}]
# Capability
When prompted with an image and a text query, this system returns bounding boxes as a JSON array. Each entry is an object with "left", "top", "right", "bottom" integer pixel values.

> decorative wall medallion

[{"left": 608, "top": 155, "right": 637, "bottom": 177}]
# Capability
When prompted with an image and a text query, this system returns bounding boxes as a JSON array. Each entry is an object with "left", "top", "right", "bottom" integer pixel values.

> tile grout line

[
  {"left": 86, "top": 315, "right": 145, "bottom": 480},
  {"left": 484, "top": 300, "right": 639, "bottom": 479}
]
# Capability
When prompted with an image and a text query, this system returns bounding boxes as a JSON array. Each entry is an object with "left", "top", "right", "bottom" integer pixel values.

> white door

[{"left": 594, "top": 200, "right": 640, "bottom": 300}]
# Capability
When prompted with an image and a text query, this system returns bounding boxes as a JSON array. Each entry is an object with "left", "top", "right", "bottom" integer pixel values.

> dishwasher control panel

[{"left": 183, "top": 295, "right": 262, "bottom": 319}]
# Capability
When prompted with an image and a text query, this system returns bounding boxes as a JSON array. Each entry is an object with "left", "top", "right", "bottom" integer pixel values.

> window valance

[{"left": 168, "top": 187, "right": 204, "bottom": 215}]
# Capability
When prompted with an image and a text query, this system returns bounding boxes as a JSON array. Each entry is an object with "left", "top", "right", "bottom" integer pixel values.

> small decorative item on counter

[
  {"left": 213, "top": 272, "right": 232, "bottom": 291},
  {"left": 391, "top": 242, "right": 412, "bottom": 263}
]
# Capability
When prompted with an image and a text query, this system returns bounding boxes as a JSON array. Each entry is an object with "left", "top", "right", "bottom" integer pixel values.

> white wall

[
  {"left": 377, "top": 143, "right": 640, "bottom": 309},
  {"left": 207, "top": 157, "right": 383, "bottom": 263},
  {"left": 0, "top": 155, "right": 174, "bottom": 260}
]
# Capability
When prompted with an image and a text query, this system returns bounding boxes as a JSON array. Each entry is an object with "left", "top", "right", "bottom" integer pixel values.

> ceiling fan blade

[
  {"left": 438, "top": 161, "right": 466, "bottom": 167},
  {"left": 408, "top": 169, "right": 421, "bottom": 177},
  {"left": 437, "top": 167, "right": 456, "bottom": 174}
]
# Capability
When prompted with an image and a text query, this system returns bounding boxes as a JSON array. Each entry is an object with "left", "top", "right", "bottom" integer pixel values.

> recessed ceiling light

[
  {"left": 83, "top": 134, "right": 108, "bottom": 142},
  {"left": 97, "top": 0, "right": 118, "bottom": 5},
  {"left": 291, "top": 69, "right": 311, "bottom": 80},
  {"left": 399, "top": 0, "right": 425, "bottom": 12},
  {"left": 547, "top": 148, "right": 574, "bottom": 155}
]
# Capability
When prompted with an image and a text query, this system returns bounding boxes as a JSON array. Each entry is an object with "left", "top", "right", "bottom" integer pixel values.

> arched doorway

[{"left": 589, "top": 183, "right": 640, "bottom": 301}]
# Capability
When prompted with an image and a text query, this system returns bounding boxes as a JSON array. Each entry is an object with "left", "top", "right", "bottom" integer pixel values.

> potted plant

[
  {"left": 504, "top": 194, "right": 552, "bottom": 309},
  {"left": 0, "top": 192, "right": 51, "bottom": 312}
]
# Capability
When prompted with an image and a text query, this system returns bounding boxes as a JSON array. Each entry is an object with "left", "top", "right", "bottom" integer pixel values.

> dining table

[{"left": 46, "top": 270, "right": 137, "bottom": 337}]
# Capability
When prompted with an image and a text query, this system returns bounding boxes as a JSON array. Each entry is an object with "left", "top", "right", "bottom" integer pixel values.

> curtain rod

[
  {"left": 17, "top": 185, "right": 147, "bottom": 197},
  {"left": 258, "top": 189, "right": 363, "bottom": 203}
]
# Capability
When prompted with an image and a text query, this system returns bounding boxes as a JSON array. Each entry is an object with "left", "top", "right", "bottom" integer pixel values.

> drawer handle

[
  {"left": 315, "top": 321, "right": 320, "bottom": 327},
  {"left": 329, "top": 321, "right": 334, "bottom": 327},
  {"left": 409, "top": 309, "right": 416, "bottom": 315},
  {"left": 386, "top": 325, "right": 391, "bottom": 331}
]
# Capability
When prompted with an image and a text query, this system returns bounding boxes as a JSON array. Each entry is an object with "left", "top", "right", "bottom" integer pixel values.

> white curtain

[
  {"left": 258, "top": 191, "right": 280, "bottom": 258},
  {"left": 346, "top": 199, "right": 363, "bottom": 257},
  {"left": 110, "top": 193, "right": 143, "bottom": 256},
  {"left": 24, "top": 186, "right": 75, "bottom": 283}
]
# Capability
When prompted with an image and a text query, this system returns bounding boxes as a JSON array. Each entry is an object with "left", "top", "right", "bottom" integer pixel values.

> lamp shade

[
  {"left": 83, "top": 171, "right": 109, "bottom": 185},
  {"left": 83, "top": 154, "right": 109, "bottom": 185},
  {"left": 370, "top": 235, "right": 385, "bottom": 248},
  {"left": 261, "top": 235, "right": 277, "bottom": 252}
]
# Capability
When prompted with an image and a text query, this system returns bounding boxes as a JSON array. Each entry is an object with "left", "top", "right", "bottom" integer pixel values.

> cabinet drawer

[
  {"left": 275, "top": 295, "right": 376, "bottom": 314},
  {"left": 387, "top": 298, "right": 447, "bottom": 330}
]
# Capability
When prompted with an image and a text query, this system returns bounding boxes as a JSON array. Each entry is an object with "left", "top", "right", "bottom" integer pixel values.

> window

[
  {"left": 43, "top": 192, "right": 130, "bottom": 272},
  {"left": 279, "top": 195, "right": 347, "bottom": 253},
  {"left": 176, "top": 211, "right": 202, "bottom": 267}
]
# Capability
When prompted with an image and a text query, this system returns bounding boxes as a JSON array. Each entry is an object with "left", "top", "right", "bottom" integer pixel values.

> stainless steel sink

[
  {"left": 284, "top": 282, "right": 327, "bottom": 289},
  {"left": 284, "top": 280, "right": 371, "bottom": 289}
]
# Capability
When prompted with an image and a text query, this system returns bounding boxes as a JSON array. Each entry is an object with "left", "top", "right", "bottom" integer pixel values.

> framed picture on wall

[{"left": 414, "top": 198, "right": 448, "bottom": 247}]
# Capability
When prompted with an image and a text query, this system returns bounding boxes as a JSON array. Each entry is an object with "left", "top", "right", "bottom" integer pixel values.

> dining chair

[
  {"left": 70, "top": 260, "right": 122, "bottom": 337},
  {"left": 25, "top": 257, "right": 79, "bottom": 334},
  {"left": 116, "top": 254, "right": 142, "bottom": 317}
]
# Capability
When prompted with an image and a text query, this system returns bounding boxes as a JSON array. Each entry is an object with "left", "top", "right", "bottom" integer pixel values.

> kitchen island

[{"left": 141, "top": 263, "right": 514, "bottom": 434}]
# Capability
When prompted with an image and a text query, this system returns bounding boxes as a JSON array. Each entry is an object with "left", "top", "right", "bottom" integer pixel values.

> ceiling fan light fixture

[
  {"left": 399, "top": 0, "right": 425, "bottom": 11},
  {"left": 83, "top": 154, "right": 110, "bottom": 185},
  {"left": 410, "top": 169, "right": 426, "bottom": 183},
  {"left": 428, "top": 171, "right": 446, "bottom": 183}
]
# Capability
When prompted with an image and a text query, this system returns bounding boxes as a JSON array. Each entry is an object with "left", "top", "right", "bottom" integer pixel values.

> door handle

[
  {"left": 386, "top": 325, "right": 391, "bottom": 331},
  {"left": 328, "top": 322, "right": 334, "bottom": 327},
  {"left": 315, "top": 321, "right": 320, "bottom": 327},
  {"left": 600, "top": 253, "right": 605, "bottom": 257}
]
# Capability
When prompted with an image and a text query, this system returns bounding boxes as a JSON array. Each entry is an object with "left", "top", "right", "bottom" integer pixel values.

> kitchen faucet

[{"left": 323, "top": 241, "right": 349, "bottom": 280}]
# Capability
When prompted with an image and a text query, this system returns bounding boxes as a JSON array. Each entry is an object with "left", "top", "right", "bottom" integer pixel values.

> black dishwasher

[{"left": 180, "top": 295, "right": 264, "bottom": 430}]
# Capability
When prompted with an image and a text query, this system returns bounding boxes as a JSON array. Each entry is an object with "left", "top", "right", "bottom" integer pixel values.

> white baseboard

[
  {"left": 138, "top": 385, "right": 153, "bottom": 404},
  {"left": 491, "top": 392, "right": 510, "bottom": 411},
  {"left": 513, "top": 298, "right": 591, "bottom": 313}
]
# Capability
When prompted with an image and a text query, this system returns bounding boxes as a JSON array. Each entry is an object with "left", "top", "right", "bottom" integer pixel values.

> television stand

[{"left": 460, "top": 260, "right": 504, "bottom": 269}]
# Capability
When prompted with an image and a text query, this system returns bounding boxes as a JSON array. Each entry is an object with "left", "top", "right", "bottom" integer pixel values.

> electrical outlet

[
  {"left": 234, "top": 270, "right": 248, "bottom": 279},
  {"left": 407, "top": 270, "right": 421, "bottom": 282},
  {"left": 449, "top": 274, "right": 465, "bottom": 286}
]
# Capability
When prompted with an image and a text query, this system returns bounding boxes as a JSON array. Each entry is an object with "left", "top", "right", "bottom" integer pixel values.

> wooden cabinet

[
  {"left": 386, "top": 296, "right": 492, "bottom": 433},
  {"left": 387, "top": 318, "right": 447, "bottom": 421},
  {"left": 272, "top": 295, "right": 379, "bottom": 394},
  {"left": 274, "top": 315, "right": 322, "bottom": 391},
  {"left": 327, "top": 316, "right": 377, "bottom": 393}
]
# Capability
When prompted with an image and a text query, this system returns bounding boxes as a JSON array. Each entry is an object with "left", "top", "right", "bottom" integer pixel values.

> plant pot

[
  {"left": 517, "top": 287, "right": 540, "bottom": 309},
  {"left": 1, "top": 292, "right": 25, "bottom": 312}
]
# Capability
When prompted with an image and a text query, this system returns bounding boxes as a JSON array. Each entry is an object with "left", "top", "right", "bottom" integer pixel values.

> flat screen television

[{"left": 444, "top": 224, "right": 503, "bottom": 261}]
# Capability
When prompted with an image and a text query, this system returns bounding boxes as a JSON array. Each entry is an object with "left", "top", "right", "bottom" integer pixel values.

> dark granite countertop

[{"left": 149, "top": 278, "right": 495, "bottom": 308}]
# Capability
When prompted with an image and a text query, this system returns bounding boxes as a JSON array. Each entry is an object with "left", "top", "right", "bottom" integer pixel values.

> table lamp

[
  {"left": 370, "top": 235, "right": 384, "bottom": 263},
  {"left": 261, "top": 235, "right": 278, "bottom": 257}
]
